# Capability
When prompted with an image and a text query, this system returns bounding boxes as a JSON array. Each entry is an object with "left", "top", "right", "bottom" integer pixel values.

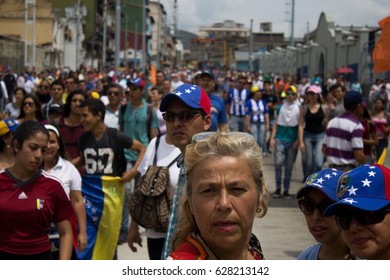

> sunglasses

[
  {"left": 39, "top": 85, "right": 49, "bottom": 90},
  {"left": 335, "top": 208, "right": 390, "bottom": 230},
  {"left": 108, "top": 91, "right": 120, "bottom": 96},
  {"left": 191, "top": 131, "right": 254, "bottom": 144},
  {"left": 23, "top": 101, "right": 35, "bottom": 107},
  {"left": 298, "top": 198, "right": 333, "bottom": 216},
  {"left": 286, "top": 92, "right": 296, "bottom": 96},
  {"left": 162, "top": 111, "right": 203, "bottom": 123},
  {"left": 307, "top": 91, "right": 317, "bottom": 96}
]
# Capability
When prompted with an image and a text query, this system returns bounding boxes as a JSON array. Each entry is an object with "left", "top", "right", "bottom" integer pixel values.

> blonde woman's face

[{"left": 188, "top": 156, "right": 260, "bottom": 257}]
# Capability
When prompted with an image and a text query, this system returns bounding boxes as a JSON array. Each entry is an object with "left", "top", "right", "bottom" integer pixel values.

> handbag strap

[
  {"left": 153, "top": 135, "right": 161, "bottom": 165},
  {"left": 153, "top": 135, "right": 181, "bottom": 168},
  {"left": 166, "top": 154, "right": 182, "bottom": 168}
]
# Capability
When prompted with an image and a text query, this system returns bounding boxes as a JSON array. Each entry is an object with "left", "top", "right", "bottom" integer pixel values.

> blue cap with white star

[
  {"left": 324, "top": 164, "right": 390, "bottom": 216},
  {"left": 159, "top": 84, "right": 211, "bottom": 115},
  {"left": 296, "top": 168, "right": 343, "bottom": 201}
]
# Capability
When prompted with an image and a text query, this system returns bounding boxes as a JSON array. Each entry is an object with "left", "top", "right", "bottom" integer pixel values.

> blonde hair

[{"left": 172, "top": 132, "right": 269, "bottom": 251}]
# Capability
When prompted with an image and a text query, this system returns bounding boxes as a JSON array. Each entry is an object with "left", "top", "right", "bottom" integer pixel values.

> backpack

[{"left": 128, "top": 136, "right": 181, "bottom": 232}]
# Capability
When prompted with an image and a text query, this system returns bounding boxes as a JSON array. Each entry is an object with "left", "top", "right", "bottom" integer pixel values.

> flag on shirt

[
  {"left": 77, "top": 175, "right": 124, "bottom": 260},
  {"left": 373, "top": 16, "right": 390, "bottom": 73}
]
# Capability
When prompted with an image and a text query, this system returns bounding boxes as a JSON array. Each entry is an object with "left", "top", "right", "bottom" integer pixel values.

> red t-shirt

[{"left": 0, "top": 169, "right": 73, "bottom": 255}]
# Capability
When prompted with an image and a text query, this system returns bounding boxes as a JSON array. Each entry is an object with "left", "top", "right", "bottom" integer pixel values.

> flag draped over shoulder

[
  {"left": 373, "top": 16, "right": 390, "bottom": 73},
  {"left": 77, "top": 175, "right": 124, "bottom": 260}
]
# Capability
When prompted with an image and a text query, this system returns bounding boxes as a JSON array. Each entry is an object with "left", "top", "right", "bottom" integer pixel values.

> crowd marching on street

[{"left": 0, "top": 63, "right": 390, "bottom": 260}]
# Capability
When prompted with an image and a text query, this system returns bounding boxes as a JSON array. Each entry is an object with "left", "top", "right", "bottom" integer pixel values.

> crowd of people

[{"left": 0, "top": 64, "right": 389, "bottom": 260}]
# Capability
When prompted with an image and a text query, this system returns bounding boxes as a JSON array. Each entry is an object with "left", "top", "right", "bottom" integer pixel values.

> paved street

[{"left": 118, "top": 151, "right": 390, "bottom": 260}]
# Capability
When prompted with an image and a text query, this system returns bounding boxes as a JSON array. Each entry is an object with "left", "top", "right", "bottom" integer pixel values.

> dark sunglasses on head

[
  {"left": 23, "top": 101, "right": 35, "bottom": 107},
  {"left": 298, "top": 198, "right": 333, "bottom": 216},
  {"left": 162, "top": 111, "right": 203, "bottom": 123},
  {"left": 335, "top": 208, "right": 390, "bottom": 230}
]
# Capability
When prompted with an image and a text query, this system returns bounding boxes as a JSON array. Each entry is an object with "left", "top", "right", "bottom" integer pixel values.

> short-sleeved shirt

[
  {"left": 78, "top": 127, "right": 134, "bottom": 177},
  {"left": 298, "top": 243, "right": 321, "bottom": 260},
  {"left": 0, "top": 169, "right": 73, "bottom": 255},
  {"left": 58, "top": 117, "right": 85, "bottom": 160},
  {"left": 227, "top": 88, "right": 249, "bottom": 117},
  {"left": 120, "top": 100, "right": 158, "bottom": 162},
  {"left": 324, "top": 112, "right": 364, "bottom": 165},
  {"left": 45, "top": 156, "right": 82, "bottom": 198},
  {"left": 245, "top": 98, "right": 269, "bottom": 124},
  {"left": 209, "top": 94, "right": 228, "bottom": 131}
]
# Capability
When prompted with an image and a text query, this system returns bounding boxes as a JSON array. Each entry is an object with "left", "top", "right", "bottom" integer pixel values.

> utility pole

[
  {"left": 134, "top": 22, "right": 138, "bottom": 68},
  {"left": 156, "top": 0, "right": 161, "bottom": 70},
  {"left": 141, "top": 0, "right": 146, "bottom": 73},
  {"left": 102, "top": 0, "right": 107, "bottom": 68},
  {"left": 290, "top": 0, "right": 295, "bottom": 46},
  {"left": 115, "top": 0, "right": 121, "bottom": 82},
  {"left": 75, "top": 0, "right": 81, "bottom": 70},
  {"left": 249, "top": 19, "right": 253, "bottom": 72},
  {"left": 124, "top": 14, "right": 128, "bottom": 70},
  {"left": 24, "top": 0, "right": 36, "bottom": 68}
]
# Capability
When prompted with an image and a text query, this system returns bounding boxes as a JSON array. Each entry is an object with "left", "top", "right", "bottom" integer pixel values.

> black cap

[
  {"left": 48, "top": 103, "right": 63, "bottom": 113},
  {"left": 199, "top": 71, "right": 215, "bottom": 80}
]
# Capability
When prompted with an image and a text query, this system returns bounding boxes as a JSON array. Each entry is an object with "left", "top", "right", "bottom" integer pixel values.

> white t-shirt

[
  {"left": 104, "top": 107, "right": 120, "bottom": 130},
  {"left": 45, "top": 156, "right": 82, "bottom": 198},
  {"left": 137, "top": 134, "right": 181, "bottom": 239}
]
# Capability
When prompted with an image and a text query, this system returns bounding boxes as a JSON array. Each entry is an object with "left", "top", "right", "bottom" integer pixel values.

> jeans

[
  {"left": 229, "top": 115, "right": 246, "bottom": 132},
  {"left": 302, "top": 131, "right": 325, "bottom": 179},
  {"left": 274, "top": 139, "right": 298, "bottom": 193},
  {"left": 251, "top": 122, "right": 266, "bottom": 153}
]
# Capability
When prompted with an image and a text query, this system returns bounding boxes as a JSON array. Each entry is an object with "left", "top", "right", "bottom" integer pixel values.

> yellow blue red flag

[{"left": 77, "top": 175, "right": 124, "bottom": 260}]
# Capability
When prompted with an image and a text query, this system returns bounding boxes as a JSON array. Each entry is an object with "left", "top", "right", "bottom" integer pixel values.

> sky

[{"left": 159, "top": 0, "right": 389, "bottom": 37}]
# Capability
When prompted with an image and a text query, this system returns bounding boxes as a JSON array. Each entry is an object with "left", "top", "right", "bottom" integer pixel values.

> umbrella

[{"left": 336, "top": 66, "right": 354, "bottom": 74}]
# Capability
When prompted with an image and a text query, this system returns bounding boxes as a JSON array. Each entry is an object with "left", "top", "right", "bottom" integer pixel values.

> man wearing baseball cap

[
  {"left": 324, "top": 164, "right": 390, "bottom": 259},
  {"left": 119, "top": 77, "right": 159, "bottom": 244},
  {"left": 127, "top": 83, "right": 211, "bottom": 259},
  {"left": 198, "top": 71, "right": 228, "bottom": 132}
]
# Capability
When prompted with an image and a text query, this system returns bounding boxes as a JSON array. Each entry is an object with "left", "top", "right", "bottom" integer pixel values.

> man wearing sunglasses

[
  {"left": 119, "top": 77, "right": 158, "bottom": 244},
  {"left": 103, "top": 83, "right": 123, "bottom": 130},
  {"left": 297, "top": 168, "right": 353, "bottom": 259},
  {"left": 127, "top": 83, "right": 211, "bottom": 259},
  {"left": 324, "top": 164, "right": 390, "bottom": 260}
]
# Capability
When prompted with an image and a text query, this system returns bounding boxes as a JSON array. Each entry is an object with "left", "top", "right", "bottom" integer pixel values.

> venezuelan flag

[{"left": 77, "top": 175, "right": 124, "bottom": 260}]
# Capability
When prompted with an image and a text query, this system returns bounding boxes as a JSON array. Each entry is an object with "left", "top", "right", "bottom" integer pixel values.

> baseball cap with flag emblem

[
  {"left": 297, "top": 168, "right": 344, "bottom": 201},
  {"left": 324, "top": 164, "right": 390, "bottom": 215},
  {"left": 160, "top": 84, "right": 211, "bottom": 115}
]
